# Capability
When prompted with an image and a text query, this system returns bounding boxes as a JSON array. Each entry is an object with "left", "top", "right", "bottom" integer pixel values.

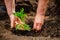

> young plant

[{"left": 13, "top": 8, "right": 31, "bottom": 31}]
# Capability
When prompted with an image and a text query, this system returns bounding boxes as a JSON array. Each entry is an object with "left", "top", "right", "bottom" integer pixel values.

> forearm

[
  {"left": 36, "top": 0, "right": 48, "bottom": 15},
  {"left": 12, "top": 0, "right": 15, "bottom": 13},
  {"left": 4, "top": 0, "right": 15, "bottom": 15}
]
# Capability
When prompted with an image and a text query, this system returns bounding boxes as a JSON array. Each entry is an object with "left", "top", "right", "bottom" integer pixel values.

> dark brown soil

[{"left": 0, "top": 0, "right": 60, "bottom": 40}]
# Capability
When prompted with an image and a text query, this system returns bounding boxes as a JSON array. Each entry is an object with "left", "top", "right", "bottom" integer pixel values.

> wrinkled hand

[{"left": 33, "top": 14, "right": 44, "bottom": 31}]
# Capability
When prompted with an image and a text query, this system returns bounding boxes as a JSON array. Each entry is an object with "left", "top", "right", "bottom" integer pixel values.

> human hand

[
  {"left": 9, "top": 14, "right": 22, "bottom": 28},
  {"left": 33, "top": 14, "right": 44, "bottom": 31}
]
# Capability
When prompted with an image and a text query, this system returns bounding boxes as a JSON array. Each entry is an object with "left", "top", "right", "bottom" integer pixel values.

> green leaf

[
  {"left": 16, "top": 24, "right": 24, "bottom": 30},
  {"left": 16, "top": 24, "right": 31, "bottom": 31},
  {"left": 13, "top": 8, "right": 31, "bottom": 31},
  {"left": 23, "top": 24, "right": 31, "bottom": 31}
]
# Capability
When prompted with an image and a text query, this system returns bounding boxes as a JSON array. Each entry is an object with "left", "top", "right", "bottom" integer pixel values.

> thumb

[
  {"left": 36, "top": 23, "right": 42, "bottom": 31},
  {"left": 33, "top": 22, "right": 37, "bottom": 30},
  {"left": 10, "top": 15, "right": 15, "bottom": 28}
]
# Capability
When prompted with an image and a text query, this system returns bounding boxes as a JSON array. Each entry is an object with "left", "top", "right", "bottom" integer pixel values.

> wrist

[{"left": 36, "top": 12, "right": 45, "bottom": 16}]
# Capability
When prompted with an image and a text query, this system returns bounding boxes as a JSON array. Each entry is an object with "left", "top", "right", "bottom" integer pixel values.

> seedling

[{"left": 13, "top": 8, "right": 31, "bottom": 31}]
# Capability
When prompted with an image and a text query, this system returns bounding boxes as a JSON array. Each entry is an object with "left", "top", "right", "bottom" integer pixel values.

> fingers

[
  {"left": 15, "top": 17, "right": 20, "bottom": 24},
  {"left": 36, "top": 23, "right": 42, "bottom": 31},
  {"left": 10, "top": 15, "right": 22, "bottom": 28},
  {"left": 33, "top": 22, "right": 43, "bottom": 31},
  {"left": 33, "top": 22, "right": 37, "bottom": 30},
  {"left": 33, "top": 14, "right": 44, "bottom": 31}
]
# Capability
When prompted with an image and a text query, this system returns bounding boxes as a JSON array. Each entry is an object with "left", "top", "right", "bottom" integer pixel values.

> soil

[{"left": 0, "top": 0, "right": 60, "bottom": 40}]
